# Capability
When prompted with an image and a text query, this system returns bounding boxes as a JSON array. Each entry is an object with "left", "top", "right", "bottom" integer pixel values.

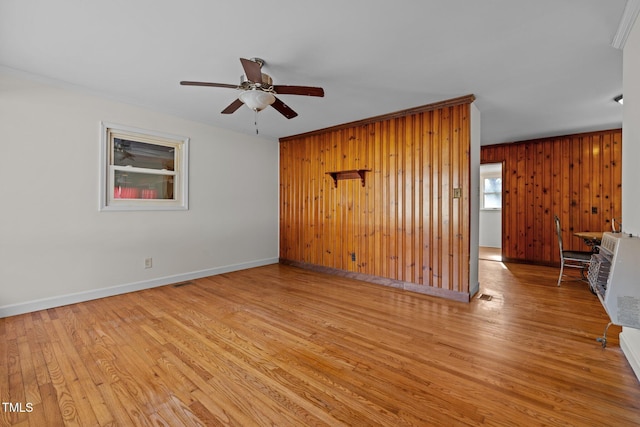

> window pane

[
  {"left": 101, "top": 122, "right": 188, "bottom": 211},
  {"left": 484, "top": 193, "right": 502, "bottom": 209},
  {"left": 113, "top": 138, "right": 175, "bottom": 171},
  {"left": 483, "top": 177, "right": 502, "bottom": 193},
  {"left": 114, "top": 170, "right": 174, "bottom": 200}
]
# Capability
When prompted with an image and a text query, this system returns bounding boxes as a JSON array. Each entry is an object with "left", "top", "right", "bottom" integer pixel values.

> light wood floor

[
  {"left": 2, "top": 260, "right": 639, "bottom": 426},
  {"left": 479, "top": 246, "right": 502, "bottom": 262}
]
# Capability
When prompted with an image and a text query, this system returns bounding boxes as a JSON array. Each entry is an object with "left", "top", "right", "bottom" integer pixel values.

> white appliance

[{"left": 588, "top": 232, "right": 640, "bottom": 347}]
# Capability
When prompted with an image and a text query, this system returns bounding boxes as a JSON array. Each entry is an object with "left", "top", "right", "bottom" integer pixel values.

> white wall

[
  {"left": 479, "top": 210, "right": 502, "bottom": 248},
  {"left": 621, "top": 11, "right": 640, "bottom": 253},
  {"left": 469, "top": 103, "right": 481, "bottom": 297},
  {"left": 619, "top": 10, "right": 640, "bottom": 381},
  {"left": 0, "top": 70, "right": 279, "bottom": 317}
]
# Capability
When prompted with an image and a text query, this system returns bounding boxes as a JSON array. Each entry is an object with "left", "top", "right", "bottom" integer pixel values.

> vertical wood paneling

[
  {"left": 516, "top": 144, "right": 526, "bottom": 259},
  {"left": 373, "top": 122, "right": 383, "bottom": 278},
  {"left": 414, "top": 115, "right": 423, "bottom": 284},
  {"left": 601, "top": 132, "right": 613, "bottom": 230},
  {"left": 542, "top": 141, "right": 553, "bottom": 262},
  {"left": 440, "top": 108, "right": 451, "bottom": 290},
  {"left": 280, "top": 102, "right": 473, "bottom": 296},
  {"left": 481, "top": 129, "right": 622, "bottom": 265}
]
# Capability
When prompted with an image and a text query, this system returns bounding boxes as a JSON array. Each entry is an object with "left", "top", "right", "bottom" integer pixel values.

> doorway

[{"left": 479, "top": 162, "right": 503, "bottom": 260}]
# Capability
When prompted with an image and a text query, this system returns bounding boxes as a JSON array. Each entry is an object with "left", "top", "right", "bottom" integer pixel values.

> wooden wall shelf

[{"left": 326, "top": 169, "right": 370, "bottom": 188}]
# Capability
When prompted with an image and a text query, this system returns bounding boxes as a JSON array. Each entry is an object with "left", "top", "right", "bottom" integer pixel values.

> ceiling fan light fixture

[{"left": 239, "top": 90, "right": 275, "bottom": 111}]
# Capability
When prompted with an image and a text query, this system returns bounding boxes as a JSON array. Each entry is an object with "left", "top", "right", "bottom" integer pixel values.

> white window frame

[
  {"left": 99, "top": 122, "right": 189, "bottom": 211},
  {"left": 481, "top": 173, "right": 502, "bottom": 211}
]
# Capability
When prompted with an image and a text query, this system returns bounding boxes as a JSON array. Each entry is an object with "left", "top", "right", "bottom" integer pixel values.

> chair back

[
  {"left": 612, "top": 217, "right": 622, "bottom": 233},
  {"left": 554, "top": 215, "right": 564, "bottom": 253}
]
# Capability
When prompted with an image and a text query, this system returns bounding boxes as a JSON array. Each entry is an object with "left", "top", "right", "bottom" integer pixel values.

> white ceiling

[{"left": 0, "top": 0, "right": 627, "bottom": 145}]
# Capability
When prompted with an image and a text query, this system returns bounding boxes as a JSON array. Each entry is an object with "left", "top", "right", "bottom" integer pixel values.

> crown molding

[{"left": 612, "top": 0, "right": 640, "bottom": 49}]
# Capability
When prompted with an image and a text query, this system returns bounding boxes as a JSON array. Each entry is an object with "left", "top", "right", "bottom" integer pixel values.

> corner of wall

[{"left": 469, "top": 103, "right": 481, "bottom": 296}]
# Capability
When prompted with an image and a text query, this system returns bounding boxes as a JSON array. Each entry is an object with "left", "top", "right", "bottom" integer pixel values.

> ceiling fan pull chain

[{"left": 254, "top": 110, "right": 259, "bottom": 134}]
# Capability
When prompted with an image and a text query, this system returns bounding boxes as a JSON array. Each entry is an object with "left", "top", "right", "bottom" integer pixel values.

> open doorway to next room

[{"left": 479, "top": 162, "right": 503, "bottom": 261}]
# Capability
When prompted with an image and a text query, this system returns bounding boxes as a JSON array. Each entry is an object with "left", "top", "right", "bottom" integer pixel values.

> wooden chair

[{"left": 554, "top": 215, "right": 592, "bottom": 286}]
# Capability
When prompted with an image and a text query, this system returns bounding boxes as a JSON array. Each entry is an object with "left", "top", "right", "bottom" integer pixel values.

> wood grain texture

[
  {"left": 280, "top": 99, "right": 473, "bottom": 298},
  {"left": 1, "top": 262, "right": 639, "bottom": 426},
  {"left": 481, "top": 129, "right": 622, "bottom": 265}
]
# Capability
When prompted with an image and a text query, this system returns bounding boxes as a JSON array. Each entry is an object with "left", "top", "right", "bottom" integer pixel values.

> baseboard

[
  {"left": 620, "top": 330, "right": 640, "bottom": 383},
  {"left": 280, "top": 258, "right": 470, "bottom": 303},
  {"left": 0, "top": 258, "right": 279, "bottom": 318}
]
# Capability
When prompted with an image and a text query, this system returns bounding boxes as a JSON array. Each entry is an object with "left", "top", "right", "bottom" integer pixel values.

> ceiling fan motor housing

[{"left": 240, "top": 73, "right": 273, "bottom": 88}]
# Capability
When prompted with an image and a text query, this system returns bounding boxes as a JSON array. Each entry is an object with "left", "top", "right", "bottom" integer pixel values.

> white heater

[{"left": 588, "top": 232, "right": 640, "bottom": 347}]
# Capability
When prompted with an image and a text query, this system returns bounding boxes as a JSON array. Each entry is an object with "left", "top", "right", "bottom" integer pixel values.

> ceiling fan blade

[
  {"left": 271, "top": 97, "right": 298, "bottom": 119},
  {"left": 221, "top": 98, "right": 244, "bottom": 114},
  {"left": 240, "top": 58, "right": 263, "bottom": 83},
  {"left": 180, "top": 81, "right": 238, "bottom": 89},
  {"left": 273, "top": 85, "right": 325, "bottom": 97}
]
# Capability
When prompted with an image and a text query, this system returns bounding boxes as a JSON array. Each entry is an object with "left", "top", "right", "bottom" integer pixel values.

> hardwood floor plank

[
  {"left": 6, "top": 338, "right": 26, "bottom": 426},
  {"left": 37, "top": 382, "right": 66, "bottom": 427},
  {"left": 162, "top": 350, "right": 251, "bottom": 426},
  {"left": 16, "top": 337, "right": 41, "bottom": 409},
  {"left": 1, "top": 261, "right": 640, "bottom": 425},
  {"left": 39, "top": 341, "right": 85, "bottom": 426},
  {"left": 156, "top": 322, "right": 326, "bottom": 426},
  {"left": 50, "top": 309, "right": 113, "bottom": 426}
]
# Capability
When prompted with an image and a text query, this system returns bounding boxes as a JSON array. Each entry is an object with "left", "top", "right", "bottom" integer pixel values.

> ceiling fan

[{"left": 180, "top": 57, "right": 324, "bottom": 119}]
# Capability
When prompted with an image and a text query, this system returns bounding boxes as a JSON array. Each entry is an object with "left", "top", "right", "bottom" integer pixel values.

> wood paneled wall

[
  {"left": 481, "top": 129, "right": 622, "bottom": 265},
  {"left": 280, "top": 97, "right": 474, "bottom": 301}
]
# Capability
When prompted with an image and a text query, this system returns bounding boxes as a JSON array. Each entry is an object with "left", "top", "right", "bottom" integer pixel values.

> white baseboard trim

[
  {"left": 620, "top": 330, "right": 640, "bottom": 383},
  {"left": 0, "top": 258, "right": 278, "bottom": 318}
]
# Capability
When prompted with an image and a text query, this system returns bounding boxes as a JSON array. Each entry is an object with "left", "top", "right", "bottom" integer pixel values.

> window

[
  {"left": 482, "top": 175, "right": 502, "bottom": 210},
  {"left": 100, "top": 122, "right": 189, "bottom": 211}
]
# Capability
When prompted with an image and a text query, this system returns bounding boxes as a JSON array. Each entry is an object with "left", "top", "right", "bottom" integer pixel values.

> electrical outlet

[{"left": 144, "top": 258, "right": 152, "bottom": 269}]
